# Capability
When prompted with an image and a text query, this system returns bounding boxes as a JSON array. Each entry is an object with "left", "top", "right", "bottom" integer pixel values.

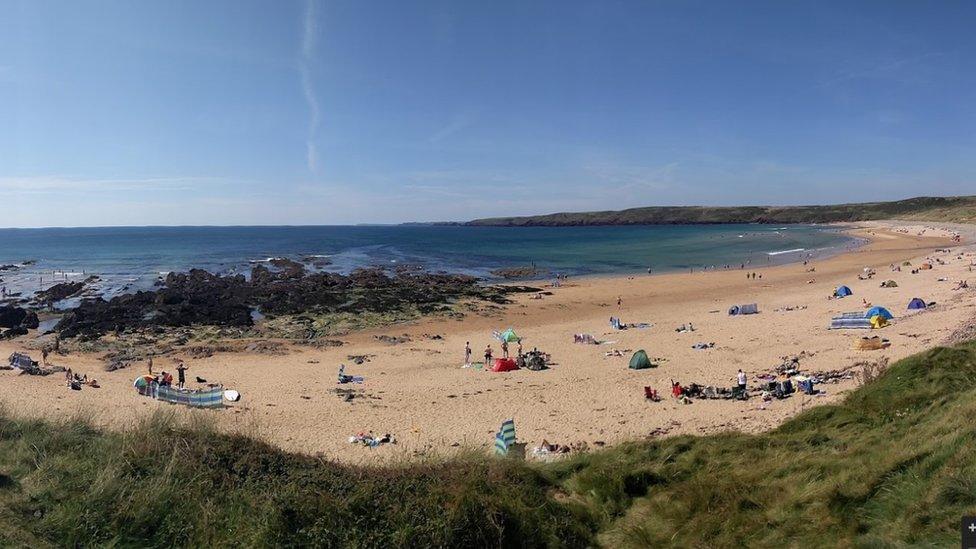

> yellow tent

[{"left": 869, "top": 315, "right": 888, "bottom": 329}]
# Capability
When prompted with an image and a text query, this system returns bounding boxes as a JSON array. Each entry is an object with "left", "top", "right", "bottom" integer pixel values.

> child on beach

[{"left": 501, "top": 340, "right": 509, "bottom": 358}]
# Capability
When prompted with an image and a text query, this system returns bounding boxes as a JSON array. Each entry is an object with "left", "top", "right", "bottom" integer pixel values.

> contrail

[{"left": 301, "top": 0, "right": 321, "bottom": 173}]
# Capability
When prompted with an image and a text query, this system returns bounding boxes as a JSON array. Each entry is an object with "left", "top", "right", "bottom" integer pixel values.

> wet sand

[{"left": 2, "top": 221, "right": 974, "bottom": 464}]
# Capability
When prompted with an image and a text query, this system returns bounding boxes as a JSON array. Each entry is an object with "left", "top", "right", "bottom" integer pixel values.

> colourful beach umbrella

[{"left": 499, "top": 328, "right": 520, "bottom": 342}]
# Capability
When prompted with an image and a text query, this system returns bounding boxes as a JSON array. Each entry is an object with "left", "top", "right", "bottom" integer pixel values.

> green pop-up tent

[{"left": 629, "top": 349, "right": 653, "bottom": 370}]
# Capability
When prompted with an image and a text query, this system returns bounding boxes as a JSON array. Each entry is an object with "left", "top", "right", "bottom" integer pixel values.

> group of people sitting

[
  {"left": 649, "top": 371, "right": 751, "bottom": 404},
  {"left": 64, "top": 368, "right": 97, "bottom": 390}
]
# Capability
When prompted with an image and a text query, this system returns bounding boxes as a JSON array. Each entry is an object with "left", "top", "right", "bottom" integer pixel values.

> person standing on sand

[
  {"left": 41, "top": 347, "right": 49, "bottom": 366},
  {"left": 517, "top": 339, "right": 523, "bottom": 357},
  {"left": 176, "top": 362, "right": 189, "bottom": 389},
  {"left": 464, "top": 342, "right": 471, "bottom": 366},
  {"left": 148, "top": 356, "right": 153, "bottom": 375},
  {"left": 737, "top": 369, "right": 747, "bottom": 391},
  {"left": 501, "top": 340, "right": 509, "bottom": 358},
  {"left": 484, "top": 344, "right": 493, "bottom": 366},
  {"left": 617, "top": 296, "right": 622, "bottom": 307}
]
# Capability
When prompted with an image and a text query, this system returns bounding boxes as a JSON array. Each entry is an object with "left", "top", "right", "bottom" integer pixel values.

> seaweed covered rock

[{"left": 54, "top": 265, "right": 512, "bottom": 338}]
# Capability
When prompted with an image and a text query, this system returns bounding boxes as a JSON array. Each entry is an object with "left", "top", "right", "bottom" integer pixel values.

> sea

[{"left": 0, "top": 224, "right": 858, "bottom": 305}]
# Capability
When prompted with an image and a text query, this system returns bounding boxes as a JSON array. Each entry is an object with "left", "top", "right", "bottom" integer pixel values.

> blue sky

[{"left": 1, "top": 0, "right": 974, "bottom": 227}]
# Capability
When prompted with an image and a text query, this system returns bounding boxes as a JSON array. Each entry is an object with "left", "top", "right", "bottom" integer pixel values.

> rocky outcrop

[
  {"left": 53, "top": 265, "right": 530, "bottom": 339},
  {"left": 34, "top": 276, "right": 99, "bottom": 304},
  {"left": 0, "top": 306, "right": 39, "bottom": 330},
  {"left": 0, "top": 326, "right": 28, "bottom": 339},
  {"left": 490, "top": 266, "right": 548, "bottom": 279}
]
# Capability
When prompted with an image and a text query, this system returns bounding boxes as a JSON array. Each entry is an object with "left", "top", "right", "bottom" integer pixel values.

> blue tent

[
  {"left": 907, "top": 298, "right": 926, "bottom": 310},
  {"left": 864, "top": 306, "right": 893, "bottom": 320},
  {"left": 835, "top": 285, "right": 853, "bottom": 297}
]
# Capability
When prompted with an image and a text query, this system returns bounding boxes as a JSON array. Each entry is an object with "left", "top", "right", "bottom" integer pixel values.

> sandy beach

[{"left": 2, "top": 221, "right": 974, "bottom": 464}]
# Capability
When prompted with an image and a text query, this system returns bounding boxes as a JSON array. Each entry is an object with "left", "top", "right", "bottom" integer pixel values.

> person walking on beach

[
  {"left": 617, "top": 296, "right": 622, "bottom": 308},
  {"left": 737, "top": 369, "right": 747, "bottom": 391},
  {"left": 484, "top": 344, "right": 493, "bottom": 366},
  {"left": 501, "top": 340, "right": 509, "bottom": 359},
  {"left": 464, "top": 342, "right": 471, "bottom": 366},
  {"left": 176, "top": 361, "right": 189, "bottom": 389}
]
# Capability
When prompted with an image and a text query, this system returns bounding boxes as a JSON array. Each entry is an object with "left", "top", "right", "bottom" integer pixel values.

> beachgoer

[
  {"left": 176, "top": 362, "right": 189, "bottom": 389},
  {"left": 148, "top": 356, "right": 154, "bottom": 375},
  {"left": 41, "top": 348, "right": 49, "bottom": 366},
  {"left": 464, "top": 342, "right": 471, "bottom": 366},
  {"left": 501, "top": 340, "right": 509, "bottom": 358},
  {"left": 737, "top": 369, "right": 747, "bottom": 391},
  {"left": 617, "top": 296, "right": 622, "bottom": 307},
  {"left": 484, "top": 344, "right": 492, "bottom": 365},
  {"left": 517, "top": 339, "right": 523, "bottom": 357}
]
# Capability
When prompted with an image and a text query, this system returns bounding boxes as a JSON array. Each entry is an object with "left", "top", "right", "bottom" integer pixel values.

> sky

[{"left": 1, "top": 0, "right": 975, "bottom": 227}]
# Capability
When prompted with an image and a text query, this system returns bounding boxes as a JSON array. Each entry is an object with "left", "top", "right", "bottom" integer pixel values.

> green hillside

[
  {"left": 2, "top": 340, "right": 976, "bottom": 547},
  {"left": 465, "top": 195, "right": 976, "bottom": 226}
]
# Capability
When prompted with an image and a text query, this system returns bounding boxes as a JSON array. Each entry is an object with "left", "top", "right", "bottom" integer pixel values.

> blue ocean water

[{"left": 0, "top": 224, "right": 856, "bottom": 301}]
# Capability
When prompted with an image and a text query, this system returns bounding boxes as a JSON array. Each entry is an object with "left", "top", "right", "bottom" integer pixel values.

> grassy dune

[
  {"left": 2, "top": 341, "right": 975, "bottom": 547},
  {"left": 465, "top": 195, "right": 976, "bottom": 226}
]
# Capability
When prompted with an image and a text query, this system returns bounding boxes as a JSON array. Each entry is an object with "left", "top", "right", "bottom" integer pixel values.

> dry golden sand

[{"left": 2, "top": 221, "right": 974, "bottom": 464}]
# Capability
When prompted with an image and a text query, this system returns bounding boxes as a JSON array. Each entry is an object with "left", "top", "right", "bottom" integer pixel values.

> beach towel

[
  {"left": 156, "top": 385, "right": 224, "bottom": 408},
  {"left": 829, "top": 317, "right": 873, "bottom": 330},
  {"left": 494, "top": 419, "right": 516, "bottom": 455}
]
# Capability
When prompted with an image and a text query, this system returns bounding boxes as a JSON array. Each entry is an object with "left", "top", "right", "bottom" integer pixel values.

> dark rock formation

[
  {"left": 56, "top": 270, "right": 253, "bottom": 339},
  {"left": 54, "top": 265, "right": 525, "bottom": 339},
  {"left": 0, "top": 326, "right": 28, "bottom": 339},
  {"left": 0, "top": 306, "right": 38, "bottom": 329},
  {"left": 490, "top": 266, "right": 548, "bottom": 279},
  {"left": 34, "top": 276, "right": 99, "bottom": 304}
]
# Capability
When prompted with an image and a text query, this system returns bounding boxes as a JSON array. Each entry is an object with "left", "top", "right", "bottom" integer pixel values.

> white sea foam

[{"left": 767, "top": 248, "right": 805, "bottom": 256}]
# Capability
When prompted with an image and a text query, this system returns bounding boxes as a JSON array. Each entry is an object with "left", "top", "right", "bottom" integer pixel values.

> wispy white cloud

[
  {"left": 428, "top": 112, "right": 477, "bottom": 143},
  {"left": 300, "top": 0, "right": 321, "bottom": 173},
  {"left": 817, "top": 51, "right": 946, "bottom": 89},
  {"left": 0, "top": 176, "right": 233, "bottom": 195}
]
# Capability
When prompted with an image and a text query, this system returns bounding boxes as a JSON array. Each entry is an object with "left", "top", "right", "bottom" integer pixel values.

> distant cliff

[{"left": 464, "top": 195, "right": 976, "bottom": 226}]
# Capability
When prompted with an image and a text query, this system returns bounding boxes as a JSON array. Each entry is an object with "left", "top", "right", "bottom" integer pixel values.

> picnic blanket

[{"left": 156, "top": 385, "right": 224, "bottom": 408}]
